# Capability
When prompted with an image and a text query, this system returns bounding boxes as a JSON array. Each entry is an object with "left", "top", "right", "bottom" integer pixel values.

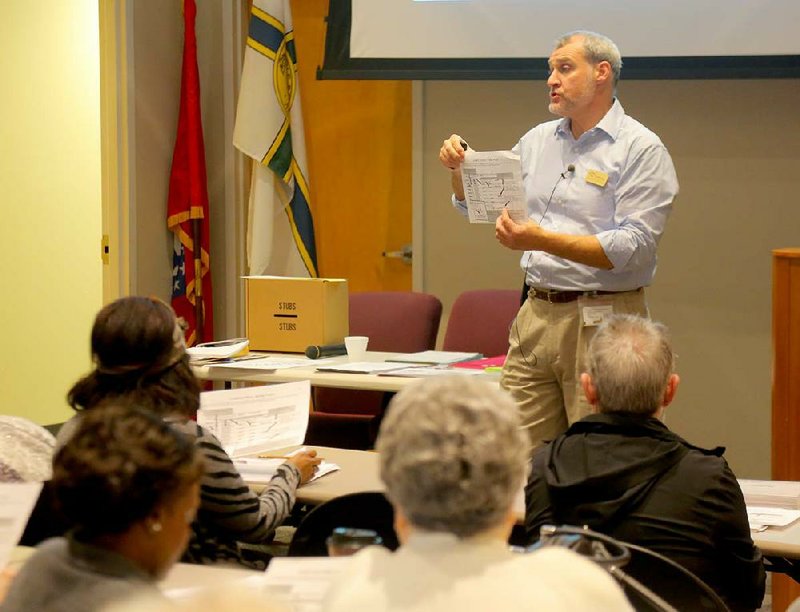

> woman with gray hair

[{"left": 323, "top": 376, "right": 631, "bottom": 611}]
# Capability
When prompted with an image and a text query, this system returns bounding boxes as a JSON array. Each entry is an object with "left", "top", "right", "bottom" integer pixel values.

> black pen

[{"left": 460, "top": 139, "right": 469, "bottom": 151}]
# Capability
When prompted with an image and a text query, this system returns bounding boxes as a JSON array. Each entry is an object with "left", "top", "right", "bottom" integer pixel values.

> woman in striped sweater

[{"left": 62, "top": 296, "right": 320, "bottom": 569}]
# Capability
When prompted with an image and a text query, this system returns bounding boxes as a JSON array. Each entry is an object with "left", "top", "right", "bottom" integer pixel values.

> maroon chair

[
  {"left": 442, "top": 289, "right": 521, "bottom": 357},
  {"left": 304, "top": 291, "right": 443, "bottom": 449}
]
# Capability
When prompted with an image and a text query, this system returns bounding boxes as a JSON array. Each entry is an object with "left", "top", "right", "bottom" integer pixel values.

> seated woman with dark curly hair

[
  {"left": 2, "top": 404, "right": 203, "bottom": 612},
  {"left": 60, "top": 296, "right": 320, "bottom": 569}
]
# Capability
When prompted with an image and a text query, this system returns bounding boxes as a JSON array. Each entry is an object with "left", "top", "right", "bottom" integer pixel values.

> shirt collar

[
  {"left": 405, "top": 531, "right": 510, "bottom": 555},
  {"left": 554, "top": 98, "right": 625, "bottom": 142},
  {"left": 68, "top": 532, "right": 154, "bottom": 582}
]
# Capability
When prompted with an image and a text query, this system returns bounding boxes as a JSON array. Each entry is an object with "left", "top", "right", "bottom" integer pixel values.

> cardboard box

[{"left": 244, "top": 276, "right": 349, "bottom": 352}]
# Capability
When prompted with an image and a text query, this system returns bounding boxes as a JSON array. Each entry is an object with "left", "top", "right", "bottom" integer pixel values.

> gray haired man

[
  {"left": 440, "top": 31, "right": 679, "bottom": 450},
  {"left": 525, "top": 314, "right": 765, "bottom": 611}
]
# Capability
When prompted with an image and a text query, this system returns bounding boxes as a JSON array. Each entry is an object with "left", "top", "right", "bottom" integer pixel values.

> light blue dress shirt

[{"left": 454, "top": 100, "right": 679, "bottom": 291}]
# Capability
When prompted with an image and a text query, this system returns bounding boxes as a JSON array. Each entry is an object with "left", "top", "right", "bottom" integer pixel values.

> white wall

[
  {"left": 421, "top": 78, "right": 800, "bottom": 478},
  {"left": 0, "top": 1, "right": 102, "bottom": 424}
]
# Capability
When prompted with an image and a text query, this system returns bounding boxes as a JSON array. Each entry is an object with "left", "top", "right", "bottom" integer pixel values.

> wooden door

[
  {"left": 772, "top": 248, "right": 800, "bottom": 611},
  {"left": 291, "top": 0, "right": 412, "bottom": 292}
]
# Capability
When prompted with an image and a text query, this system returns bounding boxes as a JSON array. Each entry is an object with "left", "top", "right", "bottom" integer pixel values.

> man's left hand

[{"left": 495, "top": 208, "right": 543, "bottom": 251}]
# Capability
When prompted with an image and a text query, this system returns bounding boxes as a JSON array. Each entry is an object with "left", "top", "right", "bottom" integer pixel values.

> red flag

[{"left": 167, "top": 0, "right": 213, "bottom": 346}]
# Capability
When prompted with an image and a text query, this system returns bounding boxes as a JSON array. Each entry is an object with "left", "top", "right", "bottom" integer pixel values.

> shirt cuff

[
  {"left": 277, "top": 461, "right": 301, "bottom": 488},
  {"left": 451, "top": 194, "right": 468, "bottom": 215},
  {"left": 595, "top": 229, "right": 634, "bottom": 272}
]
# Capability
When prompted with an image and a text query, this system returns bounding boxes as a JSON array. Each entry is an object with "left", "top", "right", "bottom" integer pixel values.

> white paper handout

[
  {"left": 234, "top": 455, "right": 340, "bottom": 484},
  {"left": 261, "top": 557, "right": 349, "bottom": 612},
  {"left": 0, "top": 482, "right": 42, "bottom": 569},
  {"left": 746, "top": 505, "right": 800, "bottom": 531},
  {"left": 208, "top": 356, "right": 319, "bottom": 372},
  {"left": 198, "top": 381, "right": 310, "bottom": 457},
  {"left": 461, "top": 150, "right": 527, "bottom": 224}
]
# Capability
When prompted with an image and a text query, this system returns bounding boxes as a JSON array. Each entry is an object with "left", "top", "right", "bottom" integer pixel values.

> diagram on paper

[{"left": 461, "top": 150, "right": 527, "bottom": 224}]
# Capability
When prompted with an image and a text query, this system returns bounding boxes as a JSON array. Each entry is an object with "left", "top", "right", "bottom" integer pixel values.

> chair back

[
  {"left": 535, "top": 526, "right": 730, "bottom": 612},
  {"left": 312, "top": 291, "right": 442, "bottom": 416},
  {"left": 443, "top": 289, "right": 520, "bottom": 357},
  {"left": 307, "top": 292, "right": 442, "bottom": 449},
  {"left": 288, "top": 491, "right": 398, "bottom": 557},
  {"left": 619, "top": 543, "right": 730, "bottom": 611},
  {"left": 348, "top": 291, "right": 442, "bottom": 352}
]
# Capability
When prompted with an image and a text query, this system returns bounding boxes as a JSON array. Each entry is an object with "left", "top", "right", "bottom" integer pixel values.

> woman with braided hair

[{"left": 61, "top": 296, "right": 319, "bottom": 569}]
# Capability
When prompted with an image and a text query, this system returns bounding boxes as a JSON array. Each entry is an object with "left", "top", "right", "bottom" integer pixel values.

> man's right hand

[
  {"left": 439, "top": 134, "right": 468, "bottom": 170},
  {"left": 440, "top": 134, "right": 468, "bottom": 201}
]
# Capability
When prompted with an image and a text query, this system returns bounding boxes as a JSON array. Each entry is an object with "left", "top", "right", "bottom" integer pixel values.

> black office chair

[
  {"left": 19, "top": 480, "right": 70, "bottom": 546},
  {"left": 288, "top": 491, "right": 398, "bottom": 557},
  {"left": 535, "top": 526, "right": 730, "bottom": 612}
]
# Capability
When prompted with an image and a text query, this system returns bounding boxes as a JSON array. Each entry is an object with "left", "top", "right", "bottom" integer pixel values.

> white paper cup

[{"left": 344, "top": 336, "right": 369, "bottom": 361}]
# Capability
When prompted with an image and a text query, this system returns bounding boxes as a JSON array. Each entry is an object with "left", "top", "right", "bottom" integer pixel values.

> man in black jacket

[{"left": 525, "top": 314, "right": 765, "bottom": 611}]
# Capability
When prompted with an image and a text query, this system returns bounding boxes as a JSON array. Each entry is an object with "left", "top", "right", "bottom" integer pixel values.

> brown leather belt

[{"left": 528, "top": 287, "right": 641, "bottom": 304}]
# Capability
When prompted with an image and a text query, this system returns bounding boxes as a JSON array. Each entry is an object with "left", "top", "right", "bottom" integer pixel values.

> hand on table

[{"left": 288, "top": 449, "right": 323, "bottom": 485}]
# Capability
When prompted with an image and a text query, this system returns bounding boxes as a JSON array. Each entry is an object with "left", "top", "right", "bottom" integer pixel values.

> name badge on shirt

[
  {"left": 585, "top": 169, "right": 609, "bottom": 187},
  {"left": 582, "top": 304, "right": 614, "bottom": 327}
]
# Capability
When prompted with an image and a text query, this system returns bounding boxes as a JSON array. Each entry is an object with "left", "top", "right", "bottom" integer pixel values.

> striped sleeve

[{"left": 173, "top": 420, "right": 300, "bottom": 544}]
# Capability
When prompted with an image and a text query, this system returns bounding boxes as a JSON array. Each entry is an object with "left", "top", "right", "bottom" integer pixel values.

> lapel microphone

[{"left": 539, "top": 165, "right": 576, "bottom": 224}]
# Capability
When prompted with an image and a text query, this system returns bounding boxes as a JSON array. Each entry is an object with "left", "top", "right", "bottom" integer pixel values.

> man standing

[
  {"left": 439, "top": 31, "right": 678, "bottom": 449},
  {"left": 524, "top": 315, "right": 765, "bottom": 611}
]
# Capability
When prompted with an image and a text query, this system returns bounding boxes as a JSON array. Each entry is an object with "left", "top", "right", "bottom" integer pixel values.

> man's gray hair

[
  {"left": 377, "top": 377, "right": 529, "bottom": 538},
  {"left": 586, "top": 314, "right": 675, "bottom": 415},
  {"left": 555, "top": 30, "right": 622, "bottom": 85}
]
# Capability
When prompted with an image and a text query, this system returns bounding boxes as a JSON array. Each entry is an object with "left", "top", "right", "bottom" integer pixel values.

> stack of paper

[
  {"left": 739, "top": 479, "right": 800, "bottom": 509},
  {"left": 315, "top": 362, "right": 404, "bottom": 374},
  {"left": 378, "top": 366, "right": 483, "bottom": 378},
  {"left": 452, "top": 355, "right": 506, "bottom": 371},
  {"left": 738, "top": 479, "right": 800, "bottom": 531},
  {"left": 208, "top": 356, "right": 318, "bottom": 372},
  {"left": 387, "top": 351, "right": 482, "bottom": 365},
  {"left": 747, "top": 506, "right": 800, "bottom": 532},
  {"left": 187, "top": 338, "right": 250, "bottom": 362}
]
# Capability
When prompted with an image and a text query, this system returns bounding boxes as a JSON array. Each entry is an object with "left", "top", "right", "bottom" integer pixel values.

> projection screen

[{"left": 321, "top": 0, "right": 800, "bottom": 79}]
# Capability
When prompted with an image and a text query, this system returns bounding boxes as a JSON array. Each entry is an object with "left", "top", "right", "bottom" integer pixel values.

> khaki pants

[{"left": 501, "top": 288, "right": 649, "bottom": 452}]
